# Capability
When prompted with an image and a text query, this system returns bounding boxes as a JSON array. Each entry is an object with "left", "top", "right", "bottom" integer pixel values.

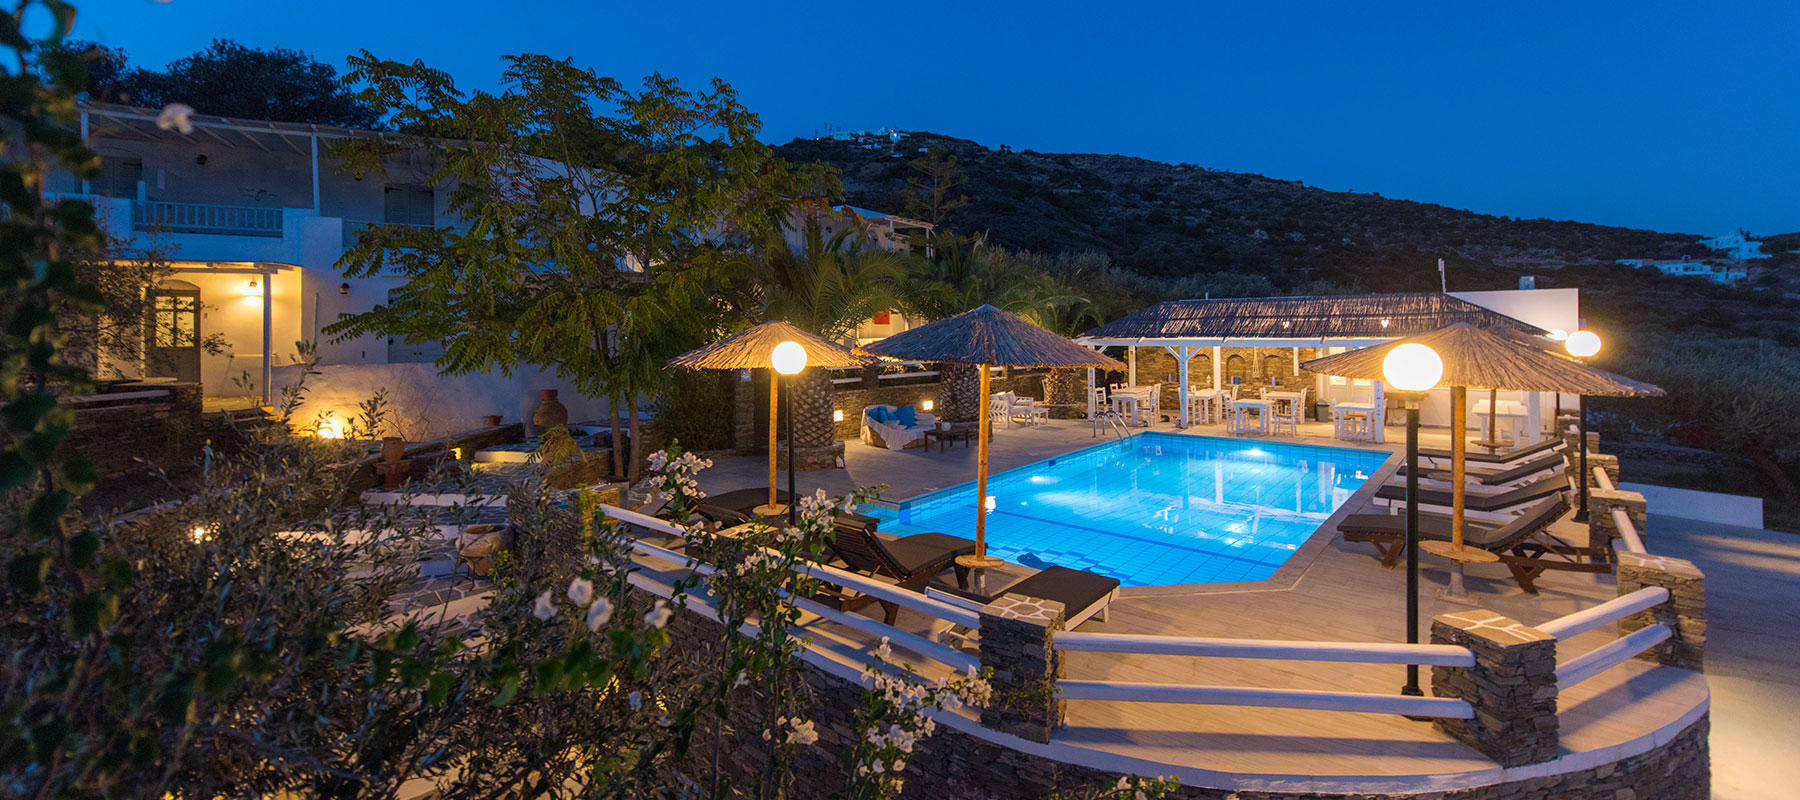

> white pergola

[{"left": 1076, "top": 293, "right": 1553, "bottom": 433}]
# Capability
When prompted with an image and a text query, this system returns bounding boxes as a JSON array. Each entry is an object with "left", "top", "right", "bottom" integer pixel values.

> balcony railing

[{"left": 133, "top": 200, "right": 284, "bottom": 237}]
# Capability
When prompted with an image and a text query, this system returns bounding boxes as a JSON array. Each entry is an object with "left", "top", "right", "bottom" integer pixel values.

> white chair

[
  {"left": 988, "top": 394, "right": 1012, "bottom": 428},
  {"left": 1271, "top": 388, "right": 1307, "bottom": 435}
]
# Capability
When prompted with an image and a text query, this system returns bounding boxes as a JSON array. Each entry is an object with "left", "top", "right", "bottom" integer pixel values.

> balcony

[{"left": 132, "top": 199, "right": 284, "bottom": 238}]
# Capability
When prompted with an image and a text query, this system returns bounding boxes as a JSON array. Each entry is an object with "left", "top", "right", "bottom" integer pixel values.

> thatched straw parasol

[
  {"left": 1302, "top": 324, "right": 1662, "bottom": 570},
  {"left": 862, "top": 305, "right": 1123, "bottom": 566},
  {"left": 669, "top": 321, "right": 867, "bottom": 514}
]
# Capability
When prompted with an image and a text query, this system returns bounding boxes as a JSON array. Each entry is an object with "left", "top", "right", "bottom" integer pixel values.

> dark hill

[{"left": 775, "top": 131, "right": 1710, "bottom": 293}]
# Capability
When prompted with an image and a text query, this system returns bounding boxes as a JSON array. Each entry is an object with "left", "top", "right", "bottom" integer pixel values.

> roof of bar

[{"left": 1080, "top": 292, "right": 1544, "bottom": 343}]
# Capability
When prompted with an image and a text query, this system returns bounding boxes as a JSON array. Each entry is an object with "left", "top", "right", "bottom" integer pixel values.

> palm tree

[{"left": 721, "top": 217, "right": 914, "bottom": 452}]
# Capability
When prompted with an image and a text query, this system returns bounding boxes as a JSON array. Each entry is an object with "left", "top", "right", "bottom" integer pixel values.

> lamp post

[
  {"left": 771, "top": 341, "right": 808, "bottom": 525},
  {"left": 1564, "top": 330, "right": 1601, "bottom": 522},
  {"left": 1382, "top": 342, "right": 1443, "bottom": 700}
]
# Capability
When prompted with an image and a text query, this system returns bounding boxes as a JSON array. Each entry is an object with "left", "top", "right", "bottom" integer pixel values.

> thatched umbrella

[
  {"left": 669, "top": 321, "right": 867, "bottom": 514},
  {"left": 1302, "top": 324, "right": 1662, "bottom": 565},
  {"left": 861, "top": 305, "right": 1122, "bottom": 566}
]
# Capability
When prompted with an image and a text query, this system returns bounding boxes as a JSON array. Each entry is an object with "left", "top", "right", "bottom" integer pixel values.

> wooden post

[
  {"left": 1452, "top": 385, "right": 1467, "bottom": 548},
  {"left": 976, "top": 364, "right": 991, "bottom": 556},
  {"left": 1486, "top": 387, "right": 1499, "bottom": 444},
  {"left": 768, "top": 373, "right": 779, "bottom": 511}
]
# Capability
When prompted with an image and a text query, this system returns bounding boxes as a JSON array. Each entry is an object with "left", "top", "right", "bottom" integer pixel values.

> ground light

[
  {"left": 1382, "top": 342, "right": 1442, "bottom": 702},
  {"left": 1565, "top": 330, "right": 1602, "bottom": 520},
  {"left": 771, "top": 341, "right": 808, "bottom": 525}
]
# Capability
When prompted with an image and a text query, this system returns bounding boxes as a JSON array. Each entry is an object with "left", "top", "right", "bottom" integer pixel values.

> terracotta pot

[
  {"left": 532, "top": 389, "right": 569, "bottom": 431},
  {"left": 456, "top": 524, "right": 514, "bottom": 577},
  {"left": 484, "top": 414, "right": 504, "bottom": 427},
  {"left": 380, "top": 435, "right": 405, "bottom": 463}
]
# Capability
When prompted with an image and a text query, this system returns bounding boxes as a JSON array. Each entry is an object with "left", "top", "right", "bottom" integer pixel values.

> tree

[
  {"left": 720, "top": 216, "right": 912, "bottom": 449},
  {"left": 34, "top": 38, "right": 133, "bottom": 103},
  {"left": 118, "top": 39, "right": 380, "bottom": 127},
  {"left": 902, "top": 147, "right": 968, "bottom": 230},
  {"left": 327, "top": 53, "right": 831, "bottom": 479}
]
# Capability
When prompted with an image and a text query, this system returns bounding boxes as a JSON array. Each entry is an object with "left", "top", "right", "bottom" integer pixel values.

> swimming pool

[{"left": 862, "top": 433, "right": 1391, "bottom": 587}]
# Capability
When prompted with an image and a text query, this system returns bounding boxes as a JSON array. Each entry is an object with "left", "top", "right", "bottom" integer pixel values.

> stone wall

[
  {"left": 1128, "top": 347, "right": 1322, "bottom": 417},
  {"left": 831, "top": 373, "right": 1044, "bottom": 439},
  {"left": 66, "top": 381, "right": 204, "bottom": 479},
  {"left": 645, "top": 583, "right": 1709, "bottom": 800}
]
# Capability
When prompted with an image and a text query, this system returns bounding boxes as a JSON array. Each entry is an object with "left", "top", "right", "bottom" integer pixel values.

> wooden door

[{"left": 146, "top": 287, "right": 201, "bottom": 383}]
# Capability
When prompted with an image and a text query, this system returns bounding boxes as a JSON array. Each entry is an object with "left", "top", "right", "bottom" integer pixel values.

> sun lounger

[
  {"left": 808, "top": 514, "right": 976, "bottom": 624},
  {"left": 1338, "top": 494, "right": 1606, "bottom": 593},
  {"left": 1391, "top": 453, "right": 1567, "bottom": 495},
  {"left": 1373, "top": 474, "right": 1570, "bottom": 521},
  {"left": 924, "top": 565, "right": 1120, "bottom": 647},
  {"left": 1419, "top": 437, "right": 1565, "bottom": 469}
]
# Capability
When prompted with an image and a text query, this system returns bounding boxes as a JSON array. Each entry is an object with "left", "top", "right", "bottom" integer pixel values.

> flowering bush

[{"left": 842, "top": 636, "right": 995, "bottom": 800}]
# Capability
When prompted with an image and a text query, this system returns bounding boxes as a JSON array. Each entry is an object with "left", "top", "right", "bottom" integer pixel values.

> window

[
  {"left": 151, "top": 292, "right": 198, "bottom": 348},
  {"left": 383, "top": 185, "right": 435, "bottom": 226},
  {"left": 384, "top": 288, "right": 447, "bottom": 363},
  {"left": 94, "top": 156, "right": 142, "bottom": 198}
]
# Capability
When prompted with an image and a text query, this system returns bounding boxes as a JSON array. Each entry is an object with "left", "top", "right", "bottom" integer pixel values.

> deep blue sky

[{"left": 73, "top": 0, "right": 1799, "bottom": 236}]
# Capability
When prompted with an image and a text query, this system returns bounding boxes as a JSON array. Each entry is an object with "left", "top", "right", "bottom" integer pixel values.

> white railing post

[
  {"left": 1616, "top": 552, "right": 1706, "bottom": 671},
  {"left": 1430, "top": 609, "right": 1559, "bottom": 766}
]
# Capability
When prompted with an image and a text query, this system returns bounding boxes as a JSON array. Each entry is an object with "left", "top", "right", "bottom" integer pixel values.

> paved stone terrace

[{"left": 689, "top": 415, "right": 1721, "bottom": 790}]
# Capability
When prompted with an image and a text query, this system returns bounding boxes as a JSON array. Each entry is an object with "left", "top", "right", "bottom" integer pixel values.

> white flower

[
  {"left": 786, "top": 718, "right": 818, "bottom": 745},
  {"left": 874, "top": 636, "right": 892, "bottom": 662},
  {"left": 585, "top": 597, "right": 613, "bottom": 631},
  {"left": 156, "top": 103, "right": 195, "bottom": 134},
  {"left": 567, "top": 576, "right": 594, "bottom": 606},
  {"left": 733, "top": 672, "right": 749, "bottom": 688},
  {"left": 628, "top": 691, "right": 643, "bottom": 710},
  {"left": 890, "top": 759, "right": 906, "bottom": 772},
  {"left": 531, "top": 590, "right": 555, "bottom": 620},
  {"left": 644, "top": 599, "right": 672, "bottom": 629}
]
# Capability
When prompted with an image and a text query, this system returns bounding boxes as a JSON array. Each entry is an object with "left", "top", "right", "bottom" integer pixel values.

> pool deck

[{"left": 688, "top": 416, "right": 1721, "bottom": 792}]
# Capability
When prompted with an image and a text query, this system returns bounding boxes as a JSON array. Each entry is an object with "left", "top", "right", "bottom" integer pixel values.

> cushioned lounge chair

[
  {"left": 1419, "top": 437, "right": 1565, "bottom": 469},
  {"left": 1392, "top": 453, "right": 1567, "bottom": 495},
  {"left": 862, "top": 405, "right": 937, "bottom": 450},
  {"left": 924, "top": 565, "right": 1119, "bottom": 647},
  {"left": 810, "top": 513, "right": 975, "bottom": 624},
  {"left": 1338, "top": 494, "right": 1606, "bottom": 593},
  {"left": 1373, "top": 474, "right": 1571, "bottom": 521}
]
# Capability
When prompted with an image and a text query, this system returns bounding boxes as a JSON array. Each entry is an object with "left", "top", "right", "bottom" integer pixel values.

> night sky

[{"left": 70, "top": 0, "right": 1800, "bottom": 236}]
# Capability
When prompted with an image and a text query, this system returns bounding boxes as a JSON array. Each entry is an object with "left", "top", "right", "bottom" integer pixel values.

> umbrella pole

[
  {"left": 1487, "top": 387, "right": 1498, "bottom": 444},
  {"left": 976, "top": 364, "right": 991, "bottom": 557},
  {"left": 1452, "top": 385, "right": 1467, "bottom": 549}
]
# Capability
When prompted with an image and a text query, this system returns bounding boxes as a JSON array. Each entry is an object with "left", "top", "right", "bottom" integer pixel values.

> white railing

[
  {"left": 1053, "top": 631, "right": 1475, "bottom": 719},
  {"left": 1538, "top": 586, "right": 1673, "bottom": 687},
  {"left": 602, "top": 504, "right": 980, "bottom": 672},
  {"left": 1056, "top": 682, "right": 1473, "bottom": 719},
  {"left": 133, "top": 199, "right": 283, "bottom": 237},
  {"left": 1592, "top": 466, "right": 1647, "bottom": 554}
]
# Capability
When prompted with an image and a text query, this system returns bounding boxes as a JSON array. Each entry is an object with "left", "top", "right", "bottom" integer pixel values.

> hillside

[{"left": 776, "top": 132, "right": 1721, "bottom": 293}]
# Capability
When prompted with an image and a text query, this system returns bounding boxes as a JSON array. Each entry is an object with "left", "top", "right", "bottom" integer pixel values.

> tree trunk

[
  {"left": 939, "top": 363, "right": 981, "bottom": 424},
  {"left": 628, "top": 393, "right": 644, "bottom": 482},
  {"left": 610, "top": 402, "right": 625, "bottom": 478},
  {"left": 1046, "top": 368, "right": 1084, "bottom": 405},
  {"left": 789, "top": 367, "right": 836, "bottom": 448}
]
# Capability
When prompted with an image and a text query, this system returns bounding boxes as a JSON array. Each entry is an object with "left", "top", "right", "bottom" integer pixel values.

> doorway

[{"left": 146, "top": 280, "right": 201, "bottom": 383}]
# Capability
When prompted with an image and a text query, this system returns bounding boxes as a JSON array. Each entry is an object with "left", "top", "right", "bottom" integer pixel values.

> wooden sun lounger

[
  {"left": 1419, "top": 437, "right": 1565, "bottom": 469},
  {"left": 1390, "top": 453, "right": 1567, "bottom": 496},
  {"left": 809, "top": 514, "right": 975, "bottom": 624},
  {"left": 1338, "top": 494, "right": 1608, "bottom": 593},
  {"left": 1373, "top": 474, "right": 1571, "bottom": 521}
]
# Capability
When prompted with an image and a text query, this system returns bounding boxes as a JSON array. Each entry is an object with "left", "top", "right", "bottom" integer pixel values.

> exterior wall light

[
  {"left": 339, "top": 282, "right": 350, "bottom": 295},
  {"left": 832, "top": 409, "right": 844, "bottom": 422},
  {"left": 1564, "top": 330, "right": 1601, "bottom": 358},
  {"left": 1381, "top": 343, "right": 1443, "bottom": 392},
  {"left": 921, "top": 399, "right": 934, "bottom": 411}
]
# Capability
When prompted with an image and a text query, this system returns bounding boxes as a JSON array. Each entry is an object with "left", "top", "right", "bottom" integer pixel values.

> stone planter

[{"left": 457, "top": 524, "right": 514, "bottom": 577}]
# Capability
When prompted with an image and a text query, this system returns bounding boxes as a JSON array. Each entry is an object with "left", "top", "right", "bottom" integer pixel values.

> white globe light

[
  {"left": 1381, "top": 343, "right": 1444, "bottom": 392},
  {"left": 1564, "top": 330, "right": 1601, "bottom": 358},
  {"left": 770, "top": 340, "right": 809, "bottom": 375}
]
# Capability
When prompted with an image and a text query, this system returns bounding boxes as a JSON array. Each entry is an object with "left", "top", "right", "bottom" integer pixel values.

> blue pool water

[{"left": 863, "top": 433, "right": 1391, "bottom": 587}]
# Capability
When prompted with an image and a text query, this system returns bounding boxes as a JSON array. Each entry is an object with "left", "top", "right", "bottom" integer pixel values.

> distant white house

[
  {"left": 1697, "top": 230, "right": 1769, "bottom": 260},
  {"left": 1616, "top": 258, "right": 1748, "bottom": 284}
]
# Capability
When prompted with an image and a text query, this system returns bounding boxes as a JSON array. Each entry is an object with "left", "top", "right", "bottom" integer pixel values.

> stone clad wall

[
  {"left": 66, "top": 381, "right": 205, "bottom": 479},
  {"left": 644, "top": 584, "right": 1709, "bottom": 800},
  {"left": 831, "top": 373, "right": 1044, "bottom": 439}
]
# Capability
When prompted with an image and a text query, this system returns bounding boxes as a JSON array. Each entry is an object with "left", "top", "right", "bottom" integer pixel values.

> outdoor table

[
  {"left": 1186, "top": 388, "right": 1228, "bottom": 425},
  {"left": 1230, "top": 398, "right": 1271, "bottom": 434},
  {"left": 1331, "top": 401, "right": 1377, "bottom": 442},
  {"left": 1472, "top": 398, "right": 1528, "bottom": 449},
  {"left": 926, "top": 427, "right": 976, "bottom": 452},
  {"left": 1111, "top": 390, "right": 1152, "bottom": 426},
  {"left": 1263, "top": 391, "right": 1306, "bottom": 419}
]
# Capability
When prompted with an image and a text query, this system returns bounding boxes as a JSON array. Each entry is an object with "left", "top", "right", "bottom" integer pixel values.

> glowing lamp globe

[
  {"left": 1547, "top": 329, "right": 1568, "bottom": 341},
  {"left": 1564, "top": 330, "right": 1601, "bottom": 358},
  {"left": 770, "top": 340, "right": 808, "bottom": 375},
  {"left": 1381, "top": 343, "right": 1443, "bottom": 392}
]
